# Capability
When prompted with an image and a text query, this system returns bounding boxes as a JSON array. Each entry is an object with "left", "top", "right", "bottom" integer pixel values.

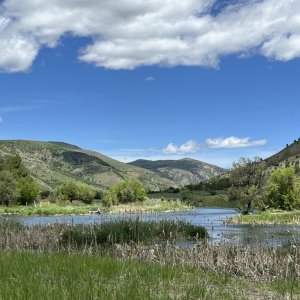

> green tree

[
  {"left": 0, "top": 170, "right": 17, "bottom": 206},
  {"left": 2, "top": 155, "right": 29, "bottom": 178},
  {"left": 78, "top": 186, "right": 95, "bottom": 204},
  {"left": 229, "top": 157, "right": 267, "bottom": 213},
  {"left": 267, "top": 167, "right": 297, "bottom": 210},
  {"left": 18, "top": 177, "right": 40, "bottom": 205},
  {"left": 56, "top": 182, "right": 79, "bottom": 203},
  {"left": 103, "top": 181, "right": 147, "bottom": 206}
]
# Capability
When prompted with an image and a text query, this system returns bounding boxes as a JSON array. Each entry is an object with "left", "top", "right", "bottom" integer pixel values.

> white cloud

[
  {"left": 206, "top": 136, "right": 267, "bottom": 149},
  {"left": 163, "top": 143, "right": 179, "bottom": 155},
  {"left": 163, "top": 140, "right": 199, "bottom": 154},
  {"left": 145, "top": 76, "right": 155, "bottom": 81},
  {"left": 1, "top": 1, "right": 300, "bottom": 72}
]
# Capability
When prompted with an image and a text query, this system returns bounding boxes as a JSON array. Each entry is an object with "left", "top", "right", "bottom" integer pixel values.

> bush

[
  {"left": 103, "top": 181, "right": 147, "bottom": 206},
  {"left": 78, "top": 186, "right": 95, "bottom": 204}
]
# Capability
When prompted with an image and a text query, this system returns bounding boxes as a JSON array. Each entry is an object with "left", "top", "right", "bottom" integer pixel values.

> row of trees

[
  {"left": 0, "top": 155, "right": 39, "bottom": 206},
  {"left": 229, "top": 157, "right": 299, "bottom": 213},
  {"left": 54, "top": 180, "right": 147, "bottom": 206},
  {"left": 186, "top": 176, "right": 230, "bottom": 194},
  {"left": 0, "top": 155, "right": 147, "bottom": 207}
]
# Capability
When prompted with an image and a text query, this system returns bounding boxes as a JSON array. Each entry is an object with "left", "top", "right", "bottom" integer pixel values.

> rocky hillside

[
  {"left": 0, "top": 140, "right": 176, "bottom": 191},
  {"left": 128, "top": 158, "right": 227, "bottom": 186},
  {"left": 0, "top": 140, "right": 226, "bottom": 191}
]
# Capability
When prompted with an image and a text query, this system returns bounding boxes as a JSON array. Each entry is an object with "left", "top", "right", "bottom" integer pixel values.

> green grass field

[
  {"left": 231, "top": 210, "right": 300, "bottom": 224},
  {"left": 148, "top": 190, "right": 236, "bottom": 208},
  {"left": 0, "top": 251, "right": 297, "bottom": 300}
]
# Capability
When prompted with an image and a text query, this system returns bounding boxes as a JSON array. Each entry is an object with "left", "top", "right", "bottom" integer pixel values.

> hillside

[
  {"left": 0, "top": 140, "right": 226, "bottom": 191},
  {"left": 0, "top": 140, "right": 177, "bottom": 191},
  {"left": 128, "top": 158, "right": 227, "bottom": 186},
  {"left": 265, "top": 139, "right": 300, "bottom": 167}
]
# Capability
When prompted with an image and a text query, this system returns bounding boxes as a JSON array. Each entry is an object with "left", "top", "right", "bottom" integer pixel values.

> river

[{"left": 4, "top": 208, "right": 300, "bottom": 247}]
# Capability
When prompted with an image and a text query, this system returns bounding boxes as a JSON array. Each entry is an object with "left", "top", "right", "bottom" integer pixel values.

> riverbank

[
  {"left": 231, "top": 210, "right": 300, "bottom": 225},
  {"left": 0, "top": 198, "right": 192, "bottom": 216}
]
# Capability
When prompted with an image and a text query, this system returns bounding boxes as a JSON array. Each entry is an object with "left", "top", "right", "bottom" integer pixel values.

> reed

[
  {"left": 0, "top": 219, "right": 207, "bottom": 251},
  {"left": 0, "top": 219, "right": 299, "bottom": 284}
]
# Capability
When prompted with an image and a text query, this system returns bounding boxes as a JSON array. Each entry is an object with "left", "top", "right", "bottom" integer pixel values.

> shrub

[
  {"left": 103, "top": 181, "right": 147, "bottom": 206},
  {"left": 78, "top": 186, "right": 95, "bottom": 204}
]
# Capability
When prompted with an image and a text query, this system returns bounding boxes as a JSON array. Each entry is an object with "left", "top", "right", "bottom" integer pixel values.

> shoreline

[
  {"left": 0, "top": 200, "right": 193, "bottom": 217},
  {"left": 230, "top": 210, "right": 300, "bottom": 225}
]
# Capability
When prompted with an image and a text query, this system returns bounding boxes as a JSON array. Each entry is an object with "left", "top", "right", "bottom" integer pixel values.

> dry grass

[{"left": 0, "top": 220, "right": 299, "bottom": 283}]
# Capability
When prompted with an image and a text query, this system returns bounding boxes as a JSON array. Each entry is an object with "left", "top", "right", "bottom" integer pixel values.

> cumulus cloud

[
  {"left": 1, "top": 1, "right": 300, "bottom": 72},
  {"left": 163, "top": 140, "right": 199, "bottom": 154},
  {"left": 206, "top": 136, "right": 267, "bottom": 149}
]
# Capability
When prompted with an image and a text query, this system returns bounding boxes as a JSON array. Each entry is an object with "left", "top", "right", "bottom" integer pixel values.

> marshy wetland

[{"left": 0, "top": 208, "right": 299, "bottom": 299}]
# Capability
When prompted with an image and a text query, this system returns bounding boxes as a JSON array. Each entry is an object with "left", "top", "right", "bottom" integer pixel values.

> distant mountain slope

[
  {"left": 128, "top": 158, "right": 227, "bottom": 186},
  {"left": 0, "top": 140, "right": 177, "bottom": 191},
  {"left": 265, "top": 139, "right": 300, "bottom": 166}
]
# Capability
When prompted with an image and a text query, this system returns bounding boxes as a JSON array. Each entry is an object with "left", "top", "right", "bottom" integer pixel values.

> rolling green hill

[{"left": 128, "top": 158, "right": 227, "bottom": 186}]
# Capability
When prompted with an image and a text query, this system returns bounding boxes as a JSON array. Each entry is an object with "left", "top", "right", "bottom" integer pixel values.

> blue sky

[{"left": 1, "top": 1, "right": 300, "bottom": 167}]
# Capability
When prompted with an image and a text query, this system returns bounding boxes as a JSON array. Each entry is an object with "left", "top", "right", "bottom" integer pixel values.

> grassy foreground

[
  {"left": 0, "top": 198, "right": 191, "bottom": 216},
  {"left": 231, "top": 210, "right": 300, "bottom": 225},
  {"left": 0, "top": 251, "right": 297, "bottom": 300}
]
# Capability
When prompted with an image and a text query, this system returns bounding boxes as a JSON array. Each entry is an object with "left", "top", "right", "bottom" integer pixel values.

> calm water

[{"left": 4, "top": 208, "right": 300, "bottom": 247}]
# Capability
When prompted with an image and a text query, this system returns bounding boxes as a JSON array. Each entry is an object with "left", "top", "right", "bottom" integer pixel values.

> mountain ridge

[
  {"left": 0, "top": 140, "right": 226, "bottom": 191},
  {"left": 128, "top": 158, "right": 227, "bottom": 186}
]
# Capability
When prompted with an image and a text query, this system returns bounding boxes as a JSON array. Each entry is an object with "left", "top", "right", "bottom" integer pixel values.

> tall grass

[
  {"left": 0, "top": 219, "right": 299, "bottom": 283},
  {"left": 0, "top": 219, "right": 207, "bottom": 251},
  {"left": 0, "top": 251, "right": 280, "bottom": 300}
]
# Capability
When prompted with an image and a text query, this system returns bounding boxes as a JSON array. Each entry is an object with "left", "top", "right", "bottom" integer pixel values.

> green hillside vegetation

[
  {"left": 0, "top": 140, "right": 226, "bottom": 193},
  {"left": 148, "top": 174, "right": 231, "bottom": 206},
  {"left": 0, "top": 140, "right": 182, "bottom": 191},
  {"left": 265, "top": 138, "right": 300, "bottom": 167}
]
